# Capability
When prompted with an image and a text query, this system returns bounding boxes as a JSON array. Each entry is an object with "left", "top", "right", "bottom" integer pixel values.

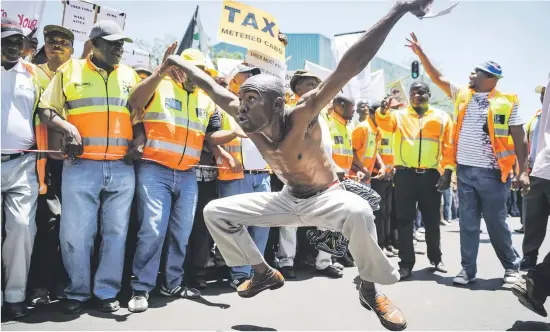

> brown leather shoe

[
  {"left": 237, "top": 269, "right": 285, "bottom": 298},
  {"left": 359, "top": 285, "right": 407, "bottom": 331}
]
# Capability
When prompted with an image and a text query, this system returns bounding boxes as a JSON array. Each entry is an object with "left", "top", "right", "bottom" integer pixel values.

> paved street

[{"left": 3, "top": 217, "right": 550, "bottom": 331}]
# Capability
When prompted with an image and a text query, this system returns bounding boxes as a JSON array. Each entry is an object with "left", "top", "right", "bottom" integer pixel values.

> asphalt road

[{"left": 3, "top": 217, "right": 550, "bottom": 331}]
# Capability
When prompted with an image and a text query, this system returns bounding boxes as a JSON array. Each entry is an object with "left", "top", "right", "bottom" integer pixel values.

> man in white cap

[
  {"left": 38, "top": 20, "right": 142, "bottom": 314},
  {"left": 1, "top": 16, "right": 47, "bottom": 319}
]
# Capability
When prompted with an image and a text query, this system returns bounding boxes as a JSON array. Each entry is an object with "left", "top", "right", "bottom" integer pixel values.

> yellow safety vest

[
  {"left": 329, "top": 112, "right": 353, "bottom": 173},
  {"left": 217, "top": 110, "right": 244, "bottom": 181},
  {"left": 60, "top": 58, "right": 138, "bottom": 160},
  {"left": 142, "top": 77, "right": 215, "bottom": 171},
  {"left": 454, "top": 88, "right": 517, "bottom": 182},
  {"left": 390, "top": 106, "right": 452, "bottom": 170}
]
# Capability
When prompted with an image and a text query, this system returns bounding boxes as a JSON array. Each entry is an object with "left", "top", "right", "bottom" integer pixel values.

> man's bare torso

[{"left": 246, "top": 104, "right": 337, "bottom": 198}]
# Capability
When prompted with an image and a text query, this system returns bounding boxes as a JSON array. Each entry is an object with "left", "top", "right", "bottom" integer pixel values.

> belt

[
  {"left": 395, "top": 166, "right": 437, "bottom": 174},
  {"left": 291, "top": 179, "right": 340, "bottom": 199},
  {"left": 244, "top": 169, "right": 270, "bottom": 175},
  {"left": 1, "top": 150, "right": 32, "bottom": 163}
]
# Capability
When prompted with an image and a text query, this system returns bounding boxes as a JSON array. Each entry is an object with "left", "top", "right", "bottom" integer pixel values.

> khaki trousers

[{"left": 204, "top": 184, "right": 400, "bottom": 285}]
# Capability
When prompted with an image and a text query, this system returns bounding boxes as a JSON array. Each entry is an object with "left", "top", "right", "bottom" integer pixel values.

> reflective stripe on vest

[
  {"left": 61, "top": 58, "right": 137, "bottom": 161},
  {"left": 217, "top": 110, "right": 244, "bottom": 181},
  {"left": 393, "top": 106, "right": 448, "bottom": 169},
  {"left": 142, "top": 78, "right": 214, "bottom": 171},
  {"left": 329, "top": 113, "right": 353, "bottom": 173},
  {"left": 453, "top": 88, "right": 517, "bottom": 182}
]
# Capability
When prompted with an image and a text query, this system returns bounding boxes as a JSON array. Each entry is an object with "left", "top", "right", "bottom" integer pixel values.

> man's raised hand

[
  {"left": 405, "top": 32, "right": 422, "bottom": 56},
  {"left": 399, "top": 0, "right": 434, "bottom": 18}
]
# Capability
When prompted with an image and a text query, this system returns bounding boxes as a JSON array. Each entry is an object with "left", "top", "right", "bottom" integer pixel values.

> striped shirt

[{"left": 451, "top": 84, "right": 523, "bottom": 169}]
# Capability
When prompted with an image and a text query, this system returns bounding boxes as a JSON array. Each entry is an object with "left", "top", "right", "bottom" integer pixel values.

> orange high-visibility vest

[
  {"left": 23, "top": 61, "right": 47, "bottom": 194},
  {"left": 329, "top": 112, "right": 353, "bottom": 173},
  {"left": 351, "top": 117, "right": 380, "bottom": 174},
  {"left": 454, "top": 88, "right": 518, "bottom": 182},
  {"left": 60, "top": 58, "right": 138, "bottom": 161},
  {"left": 217, "top": 110, "right": 244, "bottom": 181},
  {"left": 142, "top": 77, "right": 215, "bottom": 171}
]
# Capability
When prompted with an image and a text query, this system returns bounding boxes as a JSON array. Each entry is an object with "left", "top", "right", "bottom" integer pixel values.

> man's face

[
  {"left": 44, "top": 33, "right": 73, "bottom": 63},
  {"left": 294, "top": 77, "right": 319, "bottom": 97},
  {"left": 92, "top": 38, "right": 124, "bottom": 66},
  {"left": 335, "top": 100, "right": 355, "bottom": 121},
  {"left": 1, "top": 34, "right": 24, "bottom": 63},
  {"left": 356, "top": 101, "right": 370, "bottom": 118},
  {"left": 137, "top": 72, "right": 150, "bottom": 80},
  {"left": 541, "top": 87, "right": 546, "bottom": 105},
  {"left": 237, "top": 89, "right": 271, "bottom": 133},
  {"left": 410, "top": 86, "right": 430, "bottom": 108},
  {"left": 468, "top": 69, "right": 497, "bottom": 90}
]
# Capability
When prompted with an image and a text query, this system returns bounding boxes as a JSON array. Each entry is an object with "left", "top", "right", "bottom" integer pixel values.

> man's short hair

[
  {"left": 410, "top": 81, "right": 430, "bottom": 92},
  {"left": 333, "top": 95, "right": 354, "bottom": 107}
]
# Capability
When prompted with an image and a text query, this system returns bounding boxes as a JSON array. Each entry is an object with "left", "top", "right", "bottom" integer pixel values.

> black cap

[
  {"left": 1, "top": 17, "right": 24, "bottom": 39},
  {"left": 89, "top": 20, "right": 132, "bottom": 43},
  {"left": 44, "top": 25, "right": 74, "bottom": 42}
]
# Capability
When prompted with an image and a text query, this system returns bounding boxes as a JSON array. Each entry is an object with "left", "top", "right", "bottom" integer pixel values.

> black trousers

[
  {"left": 528, "top": 252, "right": 550, "bottom": 300},
  {"left": 183, "top": 180, "right": 218, "bottom": 281},
  {"left": 27, "top": 159, "right": 67, "bottom": 294},
  {"left": 371, "top": 178, "right": 393, "bottom": 248},
  {"left": 522, "top": 176, "right": 550, "bottom": 260},
  {"left": 394, "top": 168, "right": 442, "bottom": 269}
]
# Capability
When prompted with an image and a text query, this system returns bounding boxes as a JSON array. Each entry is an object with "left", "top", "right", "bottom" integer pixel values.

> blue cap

[{"left": 475, "top": 61, "right": 503, "bottom": 78}]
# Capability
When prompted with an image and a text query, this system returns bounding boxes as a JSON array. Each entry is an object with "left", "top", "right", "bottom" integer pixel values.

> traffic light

[{"left": 411, "top": 60, "right": 420, "bottom": 79}]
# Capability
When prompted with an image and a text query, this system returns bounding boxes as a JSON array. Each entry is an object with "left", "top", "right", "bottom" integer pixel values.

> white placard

[
  {"left": 245, "top": 49, "right": 285, "bottom": 80},
  {"left": 420, "top": 2, "right": 458, "bottom": 19},
  {"left": 122, "top": 48, "right": 150, "bottom": 67},
  {"left": 62, "top": 0, "right": 96, "bottom": 42},
  {"left": 304, "top": 60, "right": 332, "bottom": 82},
  {"left": 95, "top": 5, "right": 126, "bottom": 30},
  {"left": 1, "top": 0, "right": 46, "bottom": 32},
  {"left": 333, "top": 32, "right": 371, "bottom": 100}
]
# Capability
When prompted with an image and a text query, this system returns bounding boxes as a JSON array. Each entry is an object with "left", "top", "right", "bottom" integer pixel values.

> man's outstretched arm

[
  {"left": 305, "top": 0, "right": 431, "bottom": 117},
  {"left": 165, "top": 55, "right": 240, "bottom": 117}
]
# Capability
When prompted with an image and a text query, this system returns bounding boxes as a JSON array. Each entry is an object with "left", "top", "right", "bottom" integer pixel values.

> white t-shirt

[
  {"left": 531, "top": 77, "right": 550, "bottom": 180},
  {"left": 241, "top": 138, "right": 268, "bottom": 171},
  {"left": 1, "top": 59, "right": 38, "bottom": 151},
  {"left": 451, "top": 84, "right": 524, "bottom": 169}
]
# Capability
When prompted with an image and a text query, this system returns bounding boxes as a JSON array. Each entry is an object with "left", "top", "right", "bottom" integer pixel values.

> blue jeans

[
  {"left": 217, "top": 173, "right": 271, "bottom": 280},
  {"left": 442, "top": 188, "right": 453, "bottom": 221},
  {"left": 132, "top": 162, "right": 198, "bottom": 292},
  {"left": 60, "top": 159, "right": 135, "bottom": 301},
  {"left": 457, "top": 165, "right": 520, "bottom": 278}
]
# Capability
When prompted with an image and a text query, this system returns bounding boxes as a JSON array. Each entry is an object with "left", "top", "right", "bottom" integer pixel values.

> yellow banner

[{"left": 218, "top": 0, "right": 285, "bottom": 61}]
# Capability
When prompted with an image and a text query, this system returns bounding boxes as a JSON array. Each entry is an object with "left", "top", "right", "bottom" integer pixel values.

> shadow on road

[
  {"left": 189, "top": 296, "right": 230, "bottom": 309},
  {"left": 507, "top": 320, "right": 550, "bottom": 331},
  {"left": 232, "top": 324, "right": 277, "bottom": 331},
  {"left": 352, "top": 268, "right": 506, "bottom": 292},
  {"left": 2, "top": 300, "right": 81, "bottom": 325}
]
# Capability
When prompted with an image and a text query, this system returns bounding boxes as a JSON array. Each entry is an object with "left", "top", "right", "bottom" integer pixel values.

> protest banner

[
  {"left": 62, "top": 0, "right": 97, "bottom": 42},
  {"left": 218, "top": 0, "right": 285, "bottom": 61},
  {"left": 388, "top": 77, "right": 409, "bottom": 107},
  {"left": 369, "top": 70, "right": 386, "bottom": 102},
  {"left": 304, "top": 60, "right": 332, "bottom": 82},
  {"left": 1, "top": 0, "right": 46, "bottom": 32},
  {"left": 245, "top": 49, "right": 285, "bottom": 79},
  {"left": 96, "top": 5, "right": 126, "bottom": 30},
  {"left": 284, "top": 70, "right": 295, "bottom": 91}
]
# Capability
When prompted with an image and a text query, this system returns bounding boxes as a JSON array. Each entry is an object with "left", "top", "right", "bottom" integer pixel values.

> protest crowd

[{"left": 1, "top": 0, "right": 550, "bottom": 330}]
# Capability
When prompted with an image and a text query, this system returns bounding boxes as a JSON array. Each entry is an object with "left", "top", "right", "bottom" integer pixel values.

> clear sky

[{"left": 38, "top": 0, "right": 550, "bottom": 120}]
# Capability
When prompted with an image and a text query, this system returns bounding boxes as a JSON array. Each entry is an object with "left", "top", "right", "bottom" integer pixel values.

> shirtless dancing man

[{"left": 158, "top": 1, "right": 432, "bottom": 330}]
